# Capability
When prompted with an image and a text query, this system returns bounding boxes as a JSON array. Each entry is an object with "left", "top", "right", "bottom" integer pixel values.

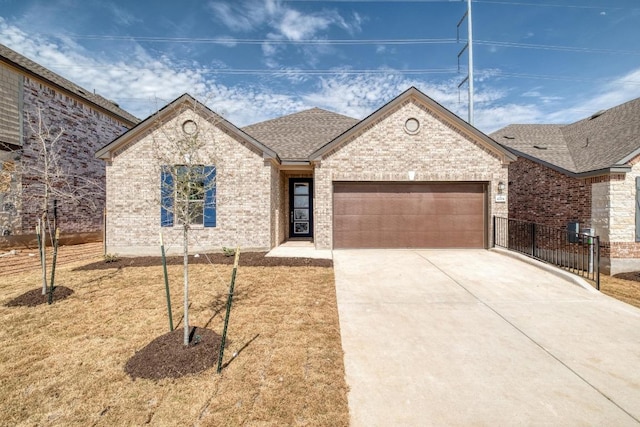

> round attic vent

[
  {"left": 404, "top": 118, "right": 420, "bottom": 134},
  {"left": 182, "top": 120, "right": 198, "bottom": 135}
]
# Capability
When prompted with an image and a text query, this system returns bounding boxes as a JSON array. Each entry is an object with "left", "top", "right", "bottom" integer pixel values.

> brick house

[
  {"left": 491, "top": 97, "right": 640, "bottom": 274},
  {"left": 96, "top": 87, "right": 515, "bottom": 255},
  {"left": 0, "top": 44, "right": 138, "bottom": 246}
]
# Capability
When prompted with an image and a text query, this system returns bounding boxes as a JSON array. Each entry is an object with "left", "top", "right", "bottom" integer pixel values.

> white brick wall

[
  {"left": 314, "top": 100, "right": 509, "bottom": 249},
  {"left": 106, "top": 110, "right": 274, "bottom": 256}
]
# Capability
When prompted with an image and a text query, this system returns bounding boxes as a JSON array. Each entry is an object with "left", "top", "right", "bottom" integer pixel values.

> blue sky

[{"left": 1, "top": 0, "right": 639, "bottom": 132}]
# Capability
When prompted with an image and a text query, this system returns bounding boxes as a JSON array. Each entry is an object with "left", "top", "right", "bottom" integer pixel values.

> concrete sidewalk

[{"left": 333, "top": 249, "right": 640, "bottom": 426}]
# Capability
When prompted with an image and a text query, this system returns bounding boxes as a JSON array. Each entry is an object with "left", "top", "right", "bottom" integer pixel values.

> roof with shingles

[
  {"left": 0, "top": 43, "right": 139, "bottom": 126},
  {"left": 491, "top": 97, "right": 640, "bottom": 175},
  {"left": 242, "top": 107, "right": 359, "bottom": 160}
]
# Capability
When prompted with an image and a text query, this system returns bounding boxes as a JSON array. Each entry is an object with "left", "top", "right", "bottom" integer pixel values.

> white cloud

[
  {"left": 6, "top": 11, "right": 640, "bottom": 139},
  {"left": 474, "top": 103, "right": 544, "bottom": 133},
  {"left": 544, "top": 68, "right": 640, "bottom": 123},
  {"left": 104, "top": 3, "right": 141, "bottom": 27},
  {"left": 207, "top": 0, "right": 363, "bottom": 67}
]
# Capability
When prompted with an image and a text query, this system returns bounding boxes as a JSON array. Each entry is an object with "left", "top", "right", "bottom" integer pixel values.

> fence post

[
  {"left": 596, "top": 238, "right": 600, "bottom": 291},
  {"left": 492, "top": 216, "right": 496, "bottom": 248},
  {"left": 530, "top": 222, "right": 536, "bottom": 257}
]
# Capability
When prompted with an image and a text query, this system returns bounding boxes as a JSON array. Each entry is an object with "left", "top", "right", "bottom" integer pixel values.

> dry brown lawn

[
  {"left": 599, "top": 273, "right": 640, "bottom": 309},
  {"left": 0, "top": 247, "right": 349, "bottom": 426}
]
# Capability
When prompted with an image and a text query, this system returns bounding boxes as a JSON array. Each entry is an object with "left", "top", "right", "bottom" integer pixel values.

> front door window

[{"left": 290, "top": 179, "right": 313, "bottom": 238}]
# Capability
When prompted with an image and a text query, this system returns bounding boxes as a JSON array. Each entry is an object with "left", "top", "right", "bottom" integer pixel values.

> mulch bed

[
  {"left": 125, "top": 327, "right": 222, "bottom": 380},
  {"left": 614, "top": 272, "right": 640, "bottom": 282},
  {"left": 75, "top": 251, "right": 332, "bottom": 271},
  {"left": 5, "top": 286, "right": 74, "bottom": 307}
]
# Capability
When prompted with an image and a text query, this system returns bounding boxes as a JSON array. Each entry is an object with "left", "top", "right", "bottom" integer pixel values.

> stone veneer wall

[
  {"left": 105, "top": 110, "right": 273, "bottom": 256},
  {"left": 269, "top": 163, "right": 283, "bottom": 248},
  {"left": 1, "top": 73, "right": 130, "bottom": 238},
  {"left": 508, "top": 157, "right": 592, "bottom": 230},
  {"left": 313, "top": 99, "right": 509, "bottom": 249},
  {"left": 599, "top": 157, "right": 640, "bottom": 274}
]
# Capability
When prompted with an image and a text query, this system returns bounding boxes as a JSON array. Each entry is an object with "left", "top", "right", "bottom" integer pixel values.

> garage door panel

[
  {"left": 335, "top": 230, "right": 485, "bottom": 248},
  {"left": 335, "top": 196, "right": 482, "bottom": 217},
  {"left": 333, "top": 182, "right": 486, "bottom": 249}
]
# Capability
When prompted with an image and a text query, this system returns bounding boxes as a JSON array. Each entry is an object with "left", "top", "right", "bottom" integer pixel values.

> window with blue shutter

[
  {"left": 161, "top": 166, "right": 174, "bottom": 227},
  {"left": 160, "top": 165, "right": 216, "bottom": 228}
]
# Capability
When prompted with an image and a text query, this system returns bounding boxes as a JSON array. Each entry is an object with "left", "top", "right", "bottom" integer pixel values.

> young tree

[
  {"left": 9, "top": 107, "right": 103, "bottom": 299},
  {"left": 153, "top": 98, "right": 218, "bottom": 346}
]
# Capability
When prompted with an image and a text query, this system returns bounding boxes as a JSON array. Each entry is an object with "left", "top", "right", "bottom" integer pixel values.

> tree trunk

[
  {"left": 183, "top": 224, "right": 190, "bottom": 346},
  {"left": 37, "top": 219, "right": 47, "bottom": 295}
]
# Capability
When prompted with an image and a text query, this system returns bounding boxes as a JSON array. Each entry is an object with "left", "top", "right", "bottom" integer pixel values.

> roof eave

[
  {"left": 508, "top": 148, "right": 631, "bottom": 179},
  {"left": 1, "top": 51, "right": 138, "bottom": 126},
  {"left": 616, "top": 143, "right": 640, "bottom": 165},
  {"left": 96, "top": 94, "right": 279, "bottom": 162}
]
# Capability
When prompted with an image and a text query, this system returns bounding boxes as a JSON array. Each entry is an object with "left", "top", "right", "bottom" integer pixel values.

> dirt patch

[
  {"left": 614, "top": 271, "right": 640, "bottom": 282},
  {"left": 75, "top": 251, "right": 333, "bottom": 271},
  {"left": 125, "top": 327, "right": 222, "bottom": 380},
  {"left": 4, "top": 286, "right": 74, "bottom": 307}
]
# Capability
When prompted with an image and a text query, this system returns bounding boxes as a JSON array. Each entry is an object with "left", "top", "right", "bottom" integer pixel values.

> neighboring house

[
  {"left": 0, "top": 44, "right": 138, "bottom": 246},
  {"left": 96, "top": 87, "right": 515, "bottom": 256},
  {"left": 491, "top": 97, "right": 640, "bottom": 274}
]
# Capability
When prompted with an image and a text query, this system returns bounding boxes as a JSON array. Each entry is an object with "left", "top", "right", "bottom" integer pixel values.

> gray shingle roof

[
  {"left": 242, "top": 107, "right": 359, "bottom": 160},
  {"left": 0, "top": 43, "right": 139, "bottom": 126},
  {"left": 491, "top": 97, "right": 640, "bottom": 175}
]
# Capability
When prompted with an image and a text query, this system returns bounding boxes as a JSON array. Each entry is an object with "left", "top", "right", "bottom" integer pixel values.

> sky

[{"left": 1, "top": 0, "right": 639, "bottom": 133}]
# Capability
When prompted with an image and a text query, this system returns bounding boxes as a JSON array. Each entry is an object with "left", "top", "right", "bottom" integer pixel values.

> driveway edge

[{"left": 490, "top": 247, "right": 599, "bottom": 293}]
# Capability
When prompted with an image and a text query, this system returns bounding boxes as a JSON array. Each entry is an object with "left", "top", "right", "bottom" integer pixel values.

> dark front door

[{"left": 289, "top": 178, "right": 313, "bottom": 239}]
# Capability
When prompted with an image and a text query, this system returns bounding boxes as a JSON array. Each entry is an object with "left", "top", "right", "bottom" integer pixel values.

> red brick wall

[
  {"left": 508, "top": 157, "right": 592, "bottom": 230},
  {"left": 18, "top": 78, "right": 131, "bottom": 235}
]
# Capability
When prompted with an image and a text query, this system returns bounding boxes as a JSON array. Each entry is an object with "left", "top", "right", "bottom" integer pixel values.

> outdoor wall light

[{"left": 497, "top": 181, "right": 506, "bottom": 194}]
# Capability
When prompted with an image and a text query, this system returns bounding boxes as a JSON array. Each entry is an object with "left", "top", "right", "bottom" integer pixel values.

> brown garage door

[{"left": 333, "top": 182, "right": 486, "bottom": 249}]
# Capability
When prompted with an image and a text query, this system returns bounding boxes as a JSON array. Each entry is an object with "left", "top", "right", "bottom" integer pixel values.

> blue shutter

[
  {"left": 161, "top": 167, "right": 174, "bottom": 227},
  {"left": 204, "top": 166, "right": 216, "bottom": 227}
]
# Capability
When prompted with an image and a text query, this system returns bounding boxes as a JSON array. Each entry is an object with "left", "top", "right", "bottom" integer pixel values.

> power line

[
  {"left": 67, "top": 34, "right": 640, "bottom": 55},
  {"left": 476, "top": 40, "right": 640, "bottom": 55},
  {"left": 71, "top": 34, "right": 458, "bottom": 45},
  {"left": 475, "top": 1, "right": 635, "bottom": 10}
]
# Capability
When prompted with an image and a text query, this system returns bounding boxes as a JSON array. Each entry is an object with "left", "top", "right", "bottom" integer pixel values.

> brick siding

[
  {"left": 105, "top": 109, "right": 274, "bottom": 256},
  {"left": 0, "top": 68, "right": 131, "bottom": 240},
  {"left": 508, "top": 157, "right": 592, "bottom": 230},
  {"left": 314, "top": 99, "right": 509, "bottom": 249},
  {"left": 19, "top": 78, "right": 129, "bottom": 234}
]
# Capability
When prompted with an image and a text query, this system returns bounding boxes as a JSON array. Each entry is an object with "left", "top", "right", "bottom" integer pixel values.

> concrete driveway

[{"left": 333, "top": 249, "right": 640, "bottom": 426}]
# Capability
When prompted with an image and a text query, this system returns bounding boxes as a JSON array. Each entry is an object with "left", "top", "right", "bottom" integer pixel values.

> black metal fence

[{"left": 493, "top": 216, "right": 600, "bottom": 290}]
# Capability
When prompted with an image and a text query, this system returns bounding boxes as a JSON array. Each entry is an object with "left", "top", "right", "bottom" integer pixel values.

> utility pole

[{"left": 457, "top": 0, "right": 474, "bottom": 125}]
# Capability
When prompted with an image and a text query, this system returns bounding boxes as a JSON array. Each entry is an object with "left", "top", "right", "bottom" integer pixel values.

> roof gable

[
  {"left": 96, "top": 94, "right": 278, "bottom": 161},
  {"left": 310, "top": 87, "right": 516, "bottom": 163},
  {"left": 242, "top": 108, "right": 359, "bottom": 160}
]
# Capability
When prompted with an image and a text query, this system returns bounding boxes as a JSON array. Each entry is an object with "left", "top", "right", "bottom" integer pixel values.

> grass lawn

[
  {"left": 0, "top": 248, "right": 349, "bottom": 426},
  {"left": 599, "top": 273, "right": 640, "bottom": 310}
]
